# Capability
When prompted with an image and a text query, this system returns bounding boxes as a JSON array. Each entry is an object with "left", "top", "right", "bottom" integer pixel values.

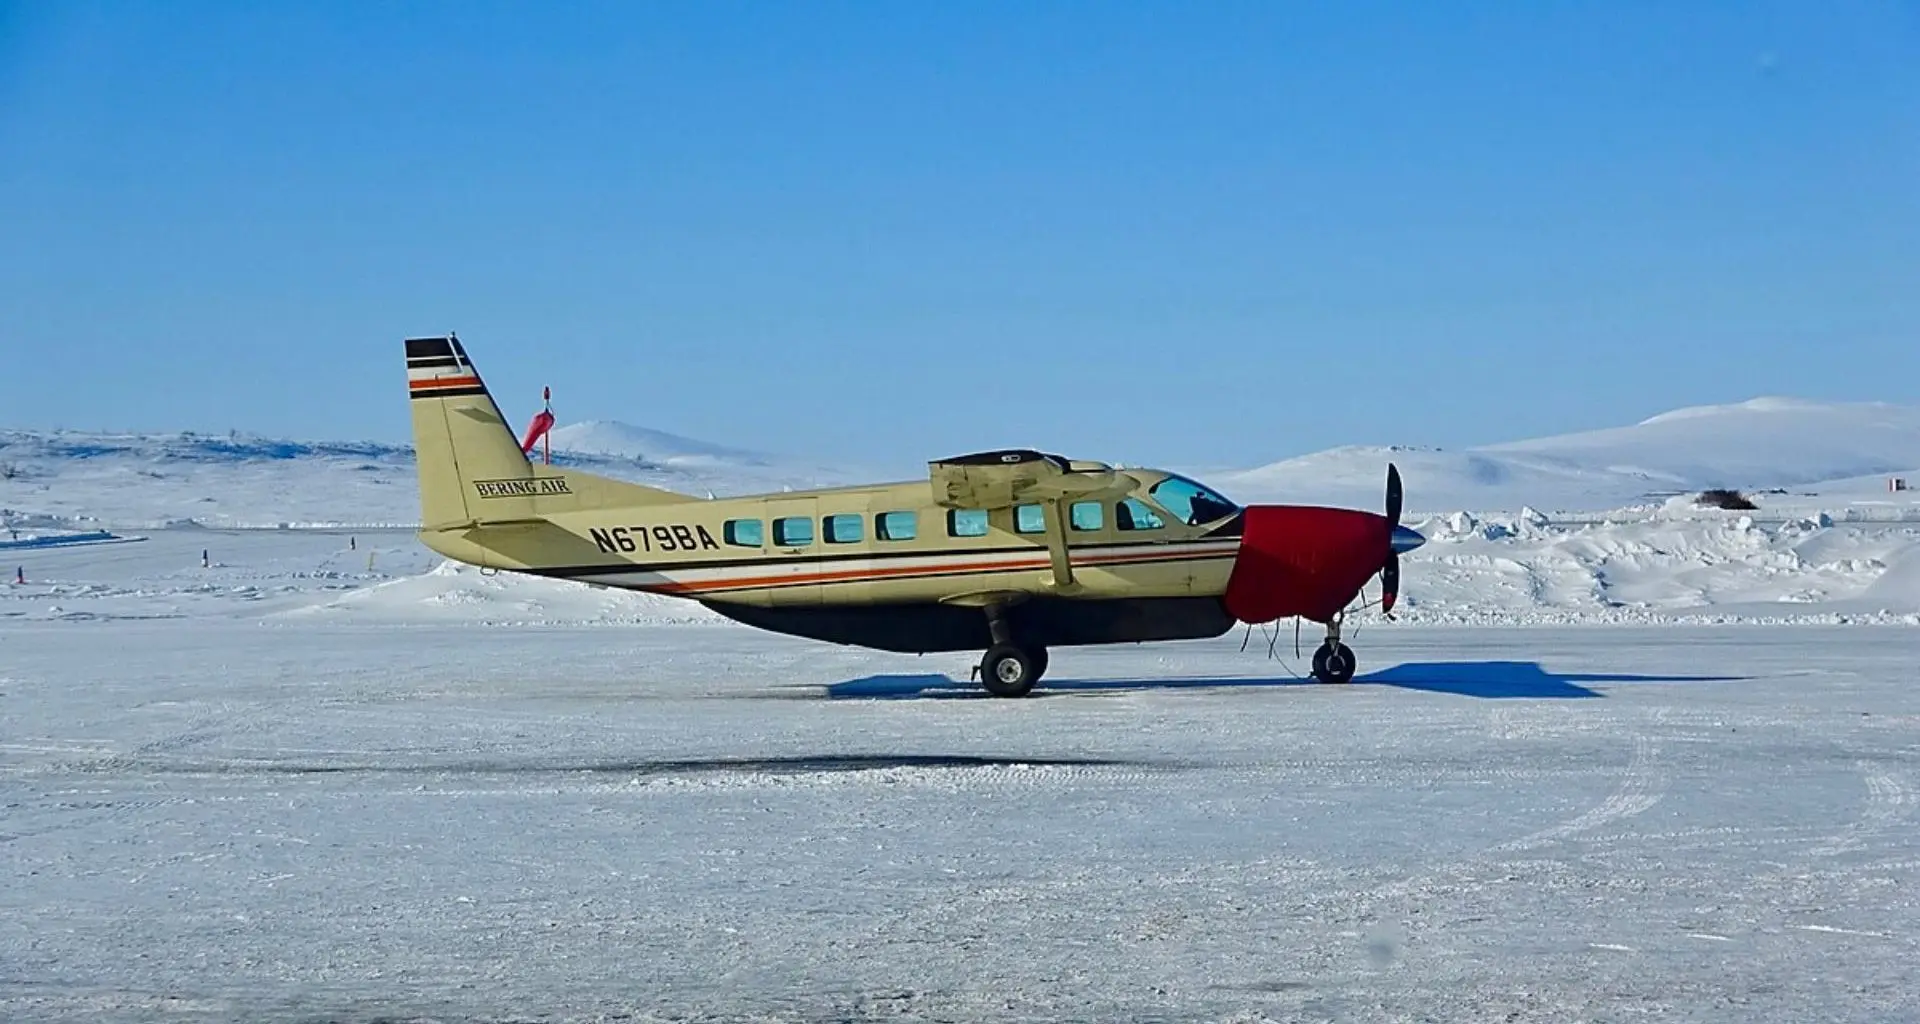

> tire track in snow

[
  {"left": 5, "top": 700, "right": 287, "bottom": 840},
  {"left": 1808, "top": 763, "right": 1912, "bottom": 858},
  {"left": 1354, "top": 709, "right": 1668, "bottom": 911},
  {"left": 1691, "top": 755, "right": 1915, "bottom": 945},
  {"left": 1493, "top": 727, "right": 1666, "bottom": 854}
]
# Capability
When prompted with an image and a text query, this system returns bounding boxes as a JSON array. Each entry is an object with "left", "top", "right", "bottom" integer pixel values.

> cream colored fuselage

[{"left": 419, "top": 471, "right": 1240, "bottom": 611}]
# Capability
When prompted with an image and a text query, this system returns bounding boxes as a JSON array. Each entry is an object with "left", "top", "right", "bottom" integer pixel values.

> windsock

[
  {"left": 520, "top": 385, "right": 556, "bottom": 461},
  {"left": 519, "top": 408, "right": 555, "bottom": 455}
]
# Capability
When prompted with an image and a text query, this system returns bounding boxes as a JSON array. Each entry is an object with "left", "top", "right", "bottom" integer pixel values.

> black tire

[
  {"left": 1311, "top": 641, "right": 1356, "bottom": 684},
  {"left": 980, "top": 644, "right": 1039, "bottom": 697}
]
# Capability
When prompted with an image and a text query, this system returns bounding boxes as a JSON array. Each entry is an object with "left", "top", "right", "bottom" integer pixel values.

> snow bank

[
  {"left": 0, "top": 528, "right": 143, "bottom": 551},
  {"left": 1393, "top": 512, "right": 1920, "bottom": 625},
  {"left": 286, "top": 559, "right": 723, "bottom": 627}
]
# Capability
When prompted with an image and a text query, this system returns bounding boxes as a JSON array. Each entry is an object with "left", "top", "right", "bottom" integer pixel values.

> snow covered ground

[
  {"left": 3, "top": 530, "right": 1918, "bottom": 1022},
  {"left": 3, "top": 398, "right": 1918, "bottom": 1021}
]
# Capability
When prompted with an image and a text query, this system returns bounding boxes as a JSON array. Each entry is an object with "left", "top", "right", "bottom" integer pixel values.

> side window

[
  {"left": 1147, "top": 474, "right": 1239, "bottom": 526},
  {"left": 1116, "top": 498, "right": 1165, "bottom": 531},
  {"left": 1070, "top": 501, "right": 1104, "bottom": 531},
  {"left": 773, "top": 516, "right": 813, "bottom": 546},
  {"left": 723, "top": 518, "right": 763, "bottom": 547},
  {"left": 1014, "top": 504, "right": 1046, "bottom": 534},
  {"left": 876, "top": 510, "right": 918, "bottom": 541},
  {"left": 947, "top": 509, "right": 989, "bottom": 538},
  {"left": 823, "top": 513, "right": 862, "bottom": 544}
]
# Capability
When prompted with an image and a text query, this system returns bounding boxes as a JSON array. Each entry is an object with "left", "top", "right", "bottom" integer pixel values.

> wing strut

[{"left": 1041, "top": 498, "right": 1077, "bottom": 591}]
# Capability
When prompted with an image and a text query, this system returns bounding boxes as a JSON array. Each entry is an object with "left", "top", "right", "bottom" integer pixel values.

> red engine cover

[{"left": 1223, "top": 505, "right": 1390, "bottom": 625}]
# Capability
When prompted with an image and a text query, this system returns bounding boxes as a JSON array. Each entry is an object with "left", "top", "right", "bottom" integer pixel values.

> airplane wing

[
  {"left": 928, "top": 449, "right": 1133, "bottom": 509},
  {"left": 929, "top": 450, "right": 1139, "bottom": 594}
]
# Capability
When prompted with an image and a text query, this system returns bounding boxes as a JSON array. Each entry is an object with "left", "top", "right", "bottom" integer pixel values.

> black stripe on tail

[{"left": 405, "top": 337, "right": 455, "bottom": 359}]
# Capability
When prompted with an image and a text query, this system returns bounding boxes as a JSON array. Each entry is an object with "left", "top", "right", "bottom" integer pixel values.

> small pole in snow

[
  {"left": 202, "top": 549, "right": 210, "bottom": 569},
  {"left": 350, "top": 536, "right": 356, "bottom": 551},
  {"left": 12, "top": 566, "right": 22, "bottom": 585}
]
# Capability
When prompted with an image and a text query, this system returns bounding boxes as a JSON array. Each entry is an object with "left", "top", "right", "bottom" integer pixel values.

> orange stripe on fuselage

[
  {"left": 636, "top": 545, "right": 1231, "bottom": 596},
  {"left": 408, "top": 375, "right": 484, "bottom": 391}
]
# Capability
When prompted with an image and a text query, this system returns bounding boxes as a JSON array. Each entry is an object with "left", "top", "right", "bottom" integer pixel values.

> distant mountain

[
  {"left": 545, "top": 420, "right": 768, "bottom": 467},
  {"left": 0, "top": 425, "right": 863, "bottom": 530},
  {"left": 1484, "top": 398, "right": 1920, "bottom": 488},
  {"left": 1213, "top": 398, "right": 1920, "bottom": 514}
]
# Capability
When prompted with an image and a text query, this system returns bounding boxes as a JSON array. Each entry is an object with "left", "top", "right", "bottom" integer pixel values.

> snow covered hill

[
  {"left": 544, "top": 420, "right": 769, "bottom": 466},
  {"left": 1214, "top": 397, "right": 1920, "bottom": 515},
  {"left": 0, "top": 427, "right": 865, "bottom": 531}
]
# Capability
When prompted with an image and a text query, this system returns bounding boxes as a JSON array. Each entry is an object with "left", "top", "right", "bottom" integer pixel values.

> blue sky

[{"left": 2, "top": 2, "right": 1916, "bottom": 470}]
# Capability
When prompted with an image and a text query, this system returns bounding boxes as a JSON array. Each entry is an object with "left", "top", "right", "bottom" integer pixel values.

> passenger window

[
  {"left": 1070, "top": 501, "right": 1104, "bottom": 531},
  {"left": 1116, "top": 498, "right": 1165, "bottom": 531},
  {"left": 876, "top": 510, "right": 918, "bottom": 541},
  {"left": 723, "top": 518, "right": 763, "bottom": 547},
  {"left": 773, "top": 516, "right": 813, "bottom": 546},
  {"left": 1014, "top": 504, "right": 1046, "bottom": 534},
  {"left": 823, "top": 513, "right": 862, "bottom": 544},
  {"left": 947, "top": 509, "right": 989, "bottom": 538}
]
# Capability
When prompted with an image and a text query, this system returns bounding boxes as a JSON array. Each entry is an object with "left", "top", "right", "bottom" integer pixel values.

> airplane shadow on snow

[{"left": 827, "top": 661, "right": 1745, "bottom": 701}]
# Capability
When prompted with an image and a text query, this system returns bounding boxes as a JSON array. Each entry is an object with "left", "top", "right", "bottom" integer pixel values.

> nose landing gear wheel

[
  {"left": 980, "top": 644, "right": 1045, "bottom": 698},
  {"left": 1312, "top": 641, "right": 1356, "bottom": 684}
]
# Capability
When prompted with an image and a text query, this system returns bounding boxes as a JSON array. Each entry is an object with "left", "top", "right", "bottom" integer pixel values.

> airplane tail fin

[
  {"left": 405, "top": 334, "right": 689, "bottom": 531},
  {"left": 406, "top": 335, "right": 543, "bottom": 528}
]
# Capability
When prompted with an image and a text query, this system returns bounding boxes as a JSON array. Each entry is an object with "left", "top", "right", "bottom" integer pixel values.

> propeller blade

[{"left": 1382, "top": 463, "right": 1404, "bottom": 615}]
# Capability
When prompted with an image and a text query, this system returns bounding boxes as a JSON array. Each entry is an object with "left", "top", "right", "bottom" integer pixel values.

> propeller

[{"left": 1380, "top": 463, "right": 1403, "bottom": 615}]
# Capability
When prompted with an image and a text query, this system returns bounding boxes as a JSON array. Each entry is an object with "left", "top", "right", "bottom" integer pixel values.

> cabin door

[{"left": 763, "top": 496, "right": 823, "bottom": 606}]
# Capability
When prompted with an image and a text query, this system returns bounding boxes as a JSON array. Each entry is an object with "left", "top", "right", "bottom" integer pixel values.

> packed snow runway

[{"left": 2, "top": 534, "right": 1917, "bottom": 1022}]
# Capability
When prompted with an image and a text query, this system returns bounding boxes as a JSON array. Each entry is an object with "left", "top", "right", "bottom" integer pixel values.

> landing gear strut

[
  {"left": 977, "top": 605, "right": 1047, "bottom": 698},
  {"left": 1312, "top": 613, "right": 1356, "bottom": 685}
]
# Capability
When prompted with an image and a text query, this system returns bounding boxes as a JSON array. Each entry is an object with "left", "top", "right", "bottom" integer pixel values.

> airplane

[{"left": 404, "top": 334, "right": 1426, "bottom": 696}]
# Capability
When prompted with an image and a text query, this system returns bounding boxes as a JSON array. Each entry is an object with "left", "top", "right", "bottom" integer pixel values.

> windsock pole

[{"left": 543, "top": 386, "right": 552, "bottom": 466}]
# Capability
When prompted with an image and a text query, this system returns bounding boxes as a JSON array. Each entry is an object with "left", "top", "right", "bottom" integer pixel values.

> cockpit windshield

[{"left": 1148, "top": 474, "right": 1240, "bottom": 526}]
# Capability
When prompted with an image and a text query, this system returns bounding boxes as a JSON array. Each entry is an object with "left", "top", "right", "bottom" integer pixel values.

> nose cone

[
  {"left": 1224, "top": 505, "right": 1394, "bottom": 625},
  {"left": 1391, "top": 524, "right": 1425, "bottom": 555}
]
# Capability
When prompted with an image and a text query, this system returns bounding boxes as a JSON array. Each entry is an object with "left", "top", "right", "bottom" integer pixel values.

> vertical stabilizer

[
  {"left": 405, "top": 334, "right": 693, "bottom": 536},
  {"left": 406, "top": 334, "right": 540, "bottom": 527}
]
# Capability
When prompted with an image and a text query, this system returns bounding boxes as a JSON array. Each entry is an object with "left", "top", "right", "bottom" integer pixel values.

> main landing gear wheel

[
  {"left": 980, "top": 644, "right": 1046, "bottom": 698},
  {"left": 1312, "top": 641, "right": 1356, "bottom": 685}
]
